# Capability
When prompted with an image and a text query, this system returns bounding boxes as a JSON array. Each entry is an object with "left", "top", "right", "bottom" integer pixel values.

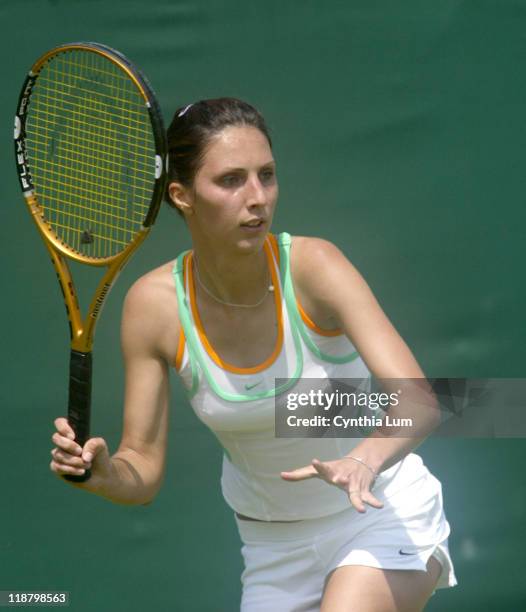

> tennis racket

[{"left": 14, "top": 42, "right": 167, "bottom": 482}]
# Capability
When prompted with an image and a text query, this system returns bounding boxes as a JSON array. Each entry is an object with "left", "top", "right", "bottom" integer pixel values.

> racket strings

[
  {"left": 28, "top": 97, "right": 153, "bottom": 138},
  {"left": 25, "top": 48, "right": 156, "bottom": 259},
  {"left": 27, "top": 144, "right": 154, "bottom": 188}
]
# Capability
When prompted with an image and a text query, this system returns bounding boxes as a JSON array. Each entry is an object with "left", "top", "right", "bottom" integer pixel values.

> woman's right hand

[{"left": 50, "top": 417, "right": 113, "bottom": 488}]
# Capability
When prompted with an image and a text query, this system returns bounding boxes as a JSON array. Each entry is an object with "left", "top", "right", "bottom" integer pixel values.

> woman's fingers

[
  {"left": 311, "top": 458, "right": 336, "bottom": 481},
  {"left": 282, "top": 457, "right": 384, "bottom": 513},
  {"left": 81, "top": 437, "right": 109, "bottom": 466},
  {"left": 280, "top": 463, "right": 319, "bottom": 480},
  {"left": 50, "top": 445, "right": 90, "bottom": 476},
  {"left": 311, "top": 457, "right": 384, "bottom": 512},
  {"left": 347, "top": 489, "right": 384, "bottom": 513},
  {"left": 50, "top": 459, "right": 87, "bottom": 477},
  {"left": 54, "top": 417, "right": 75, "bottom": 439},
  {"left": 51, "top": 431, "right": 82, "bottom": 456},
  {"left": 50, "top": 417, "right": 94, "bottom": 478},
  {"left": 347, "top": 490, "right": 366, "bottom": 513},
  {"left": 360, "top": 489, "right": 384, "bottom": 509},
  {"left": 51, "top": 448, "right": 87, "bottom": 468}
]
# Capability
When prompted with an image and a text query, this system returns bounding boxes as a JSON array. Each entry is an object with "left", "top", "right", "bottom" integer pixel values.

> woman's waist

[
  {"left": 226, "top": 451, "right": 431, "bottom": 523},
  {"left": 235, "top": 512, "right": 303, "bottom": 523}
]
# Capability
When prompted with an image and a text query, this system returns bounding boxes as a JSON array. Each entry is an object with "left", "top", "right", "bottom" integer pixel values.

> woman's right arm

[{"left": 50, "top": 272, "right": 176, "bottom": 505}]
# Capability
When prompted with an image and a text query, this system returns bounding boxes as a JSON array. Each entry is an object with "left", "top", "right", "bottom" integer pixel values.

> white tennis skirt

[{"left": 235, "top": 469, "right": 457, "bottom": 612}]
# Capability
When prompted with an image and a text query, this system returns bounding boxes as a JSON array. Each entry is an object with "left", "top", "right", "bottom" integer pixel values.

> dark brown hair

[{"left": 165, "top": 98, "right": 272, "bottom": 213}]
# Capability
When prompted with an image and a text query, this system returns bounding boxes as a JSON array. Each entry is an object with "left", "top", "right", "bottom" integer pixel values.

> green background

[{"left": 1, "top": 1, "right": 525, "bottom": 610}]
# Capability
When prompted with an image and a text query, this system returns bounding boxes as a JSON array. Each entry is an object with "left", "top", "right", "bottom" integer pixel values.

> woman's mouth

[{"left": 240, "top": 219, "right": 265, "bottom": 231}]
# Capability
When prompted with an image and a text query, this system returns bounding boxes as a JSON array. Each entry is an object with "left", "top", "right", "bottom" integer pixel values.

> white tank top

[{"left": 172, "top": 233, "right": 428, "bottom": 521}]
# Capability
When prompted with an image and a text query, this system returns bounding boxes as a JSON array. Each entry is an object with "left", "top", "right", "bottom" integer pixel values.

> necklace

[{"left": 193, "top": 256, "right": 274, "bottom": 308}]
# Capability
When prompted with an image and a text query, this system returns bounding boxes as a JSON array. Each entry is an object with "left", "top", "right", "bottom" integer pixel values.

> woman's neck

[{"left": 190, "top": 237, "right": 272, "bottom": 307}]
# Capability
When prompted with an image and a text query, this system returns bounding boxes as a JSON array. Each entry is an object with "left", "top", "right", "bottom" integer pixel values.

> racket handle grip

[{"left": 63, "top": 349, "right": 92, "bottom": 483}]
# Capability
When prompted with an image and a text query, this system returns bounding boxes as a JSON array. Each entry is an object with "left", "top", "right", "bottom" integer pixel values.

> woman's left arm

[{"left": 280, "top": 236, "right": 440, "bottom": 512}]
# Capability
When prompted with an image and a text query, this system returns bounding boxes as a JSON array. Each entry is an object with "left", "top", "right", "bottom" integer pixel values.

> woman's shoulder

[
  {"left": 121, "top": 260, "right": 181, "bottom": 363},
  {"left": 287, "top": 234, "right": 354, "bottom": 280},
  {"left": 125, "top": 260, "right": 179, "bottom": 311},
  {"left": 287, "top": 233, "right": 368, "bottom": 304},
  {"left": 288, "top": 234, "right": 340, "bottom": 255},
  {"left": 286, "top": 235, "right": 359, "bottom": 328}
]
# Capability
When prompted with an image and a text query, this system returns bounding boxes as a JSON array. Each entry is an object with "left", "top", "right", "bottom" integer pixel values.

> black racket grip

[{"left": 63, "top": 350, "right": 92, "bottom": 483}]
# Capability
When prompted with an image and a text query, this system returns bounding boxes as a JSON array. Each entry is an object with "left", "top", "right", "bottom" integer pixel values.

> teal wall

[{"left": 1, "top": 1, "right": 524, "bottom": 609}]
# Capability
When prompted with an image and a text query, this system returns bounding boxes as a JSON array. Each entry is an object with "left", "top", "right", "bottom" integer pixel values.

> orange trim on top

[
  {"left": 273, "top": 232, "right": 343, "bottom": 337},
  {"left": 267, "top": 233, "right": 280, "bottom": 264},
  {"left": 296, "top": 299, "right": 343, "bottom": 337},
  {"left": 174, "top": 254, "right": 188, "bottom": 371},
  {"left": 187, "top": 240, "right": 284, "bottom": 374},
  {"left": 174, "top": 328, "right": 186, "bottom": 371},
  {"left": 175, "top": 327, "right": 185, "bottom": 371}
]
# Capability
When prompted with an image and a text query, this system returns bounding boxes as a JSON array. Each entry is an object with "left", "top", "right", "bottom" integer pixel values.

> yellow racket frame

[
  {"left": 26, "top": 191, "right": 151, "bottom": 352},
  {"left": 16, "top": 42, "right": 166, "bottom": 352}
]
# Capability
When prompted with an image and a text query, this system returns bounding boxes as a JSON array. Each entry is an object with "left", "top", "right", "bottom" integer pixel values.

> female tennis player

[{"left": 50, "top": 98, "right": 457, "bottom": 611}]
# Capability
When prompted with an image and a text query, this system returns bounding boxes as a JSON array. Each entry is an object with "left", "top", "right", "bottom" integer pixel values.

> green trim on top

[
  {"left": 172, "top": 244, "right": 304, "bottom": 402},
  {"left": 171, "top": 232, "right": 360, "bottom": 402},
  {"left": 173, "top": 253, "right": 200, "bottom": 398},
  {"left": 278, "top": 232, "right": 359, "bottom": 364}
]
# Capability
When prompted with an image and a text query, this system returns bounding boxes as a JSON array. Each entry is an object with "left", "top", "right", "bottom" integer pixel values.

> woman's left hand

[{"left": 280, "top": 456, "right": 384, "bottom": 513}]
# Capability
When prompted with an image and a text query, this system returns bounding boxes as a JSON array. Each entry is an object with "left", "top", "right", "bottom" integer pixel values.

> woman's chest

[{"left": 197, "top": 299, "right": 279, "bottom": 369}]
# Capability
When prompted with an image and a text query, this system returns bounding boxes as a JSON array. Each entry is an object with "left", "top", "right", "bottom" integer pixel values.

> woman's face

[{"left": 186, "top": 125, "right": 278, "bottom": 251}]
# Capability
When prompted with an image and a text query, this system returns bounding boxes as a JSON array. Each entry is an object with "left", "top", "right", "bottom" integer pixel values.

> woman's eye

[
  {"left": 220, "top": 174, "right": 242, "bottom": 187},
  {"left": 260, "top": 169, "right": 275, "bottom": 184}
]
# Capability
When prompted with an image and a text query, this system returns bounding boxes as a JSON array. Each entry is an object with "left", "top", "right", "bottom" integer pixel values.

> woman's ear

[{"left": 168, "top": 182, "right": 194, "bottom": 216}]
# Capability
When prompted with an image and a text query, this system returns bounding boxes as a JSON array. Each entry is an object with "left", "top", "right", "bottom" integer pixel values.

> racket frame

[{"left": 14, "top": 42, "right": 167, "bottom": 479}]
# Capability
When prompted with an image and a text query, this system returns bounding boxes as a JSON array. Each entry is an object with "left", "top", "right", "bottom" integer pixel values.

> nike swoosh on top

[
  {"left": 244, "top": 380, "right": 263, "bottom": 391},
  {"left": 398, "top": 549, "right": 418, "bottom": 556}
]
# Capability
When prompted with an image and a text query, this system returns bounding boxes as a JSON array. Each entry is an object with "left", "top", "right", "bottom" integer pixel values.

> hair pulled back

[{"left": 165, "top": 98, "right": 272, "bottom": 213}]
